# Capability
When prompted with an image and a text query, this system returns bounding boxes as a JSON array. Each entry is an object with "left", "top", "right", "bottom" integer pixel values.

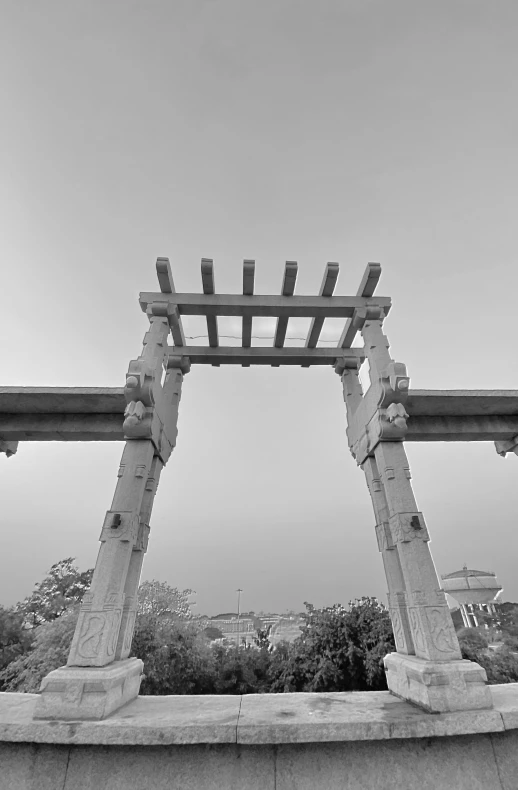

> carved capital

[
  {"left": 167, "top": 355, "right": 191, "bottom": 375},
  {"left": 352, "top": 306, "right": 385, "bottom": 330}
]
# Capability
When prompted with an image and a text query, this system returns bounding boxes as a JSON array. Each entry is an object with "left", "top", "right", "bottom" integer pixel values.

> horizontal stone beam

[
  {"left": 2, "top": 387, "right": 518, "bottom": 442},
  {"left": 139, "top": 292, "right": 392, "bottom": 319},
  {"left": 170, "top": 346, "right": 364, "bottom": 366},
  {"left": 0, "top": 414, "right": 124, "bottom": 441},
  {"left": 407, "top": 390, "right": 518, "bottom": 417},
  {"left": 0, "top": 388, "right": 126, "bottom": 414},
  {"left": 406, "top": 415, "right": 518, "bottom": 442}
]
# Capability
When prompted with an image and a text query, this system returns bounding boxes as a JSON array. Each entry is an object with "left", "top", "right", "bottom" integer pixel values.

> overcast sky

[{"left": 1, "top": 0, "right": 517, "bottom": 616}]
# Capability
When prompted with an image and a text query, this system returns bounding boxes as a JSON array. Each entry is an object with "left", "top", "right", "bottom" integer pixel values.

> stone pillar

[
  {"left": 67, "top": 439, "right": 155, "bottom": 668},
  {"left": 340, "top": 310, "right": 492, "bottom": 712},
  {"left": 115, "top": 454, "right": 164, "bottom": 660},
  {"left": 35, "top": 304, "right": 188, "bottom": 720},
  {"left": 363, "top": 455, "right": 414, "bottom": 656}
]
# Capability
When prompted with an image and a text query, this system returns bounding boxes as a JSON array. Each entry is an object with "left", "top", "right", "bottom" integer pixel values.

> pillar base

[
  {"left": 33, "top": 657, "right": 143, "bottom": 721},
  {"left": 384, "top": 652, "right": 493, "bottom": 713}
]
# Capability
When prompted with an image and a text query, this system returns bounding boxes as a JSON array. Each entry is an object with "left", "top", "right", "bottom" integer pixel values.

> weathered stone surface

[
  {"left": 274, "top": 736, "right": 503, "bottom": 790},
  {"left": 0, "top": 743, "right": 70, "bottom": 790},
  {"left": 2, "top": 686, "right": 518, "bottom": 788},
  {"left": 385, "top": 653, "right": 493, "bottom": 713},
  {"left": 490, "top": 730, "right": 518, "bottom": 790},
  {"left": 34, "top": 658, "right": 143, "bottom": 721},
  {"left": 489, "top": 682, "right": 518, "bottom": 730},
  {"left": 2, "top": 687, "right": 516, "bottom": 747},
  {"left": 1, "top": 693, "right": 241, "bottom": 745},
  {"left": 237, "top": 690, "right": 503, "bottom": 744}
]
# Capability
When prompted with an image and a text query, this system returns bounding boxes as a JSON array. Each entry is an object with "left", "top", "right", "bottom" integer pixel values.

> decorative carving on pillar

[
  {"left": 384, "top": 402, "right": 409, "bottom": 430},
  {"left": 123, "top": 400, "right": 148, "bottom": 432},
  {"left": 390, "top": 610, "right": 406, "bottom": 652},
  {"left": 389, "top": 512, "right": 430, "bottom": 544},
  {"left": 408, "top": 609, "right": 427, "bottom": 654},
  {"left": 425, "top": 607, "right": 459, "bottom": 654},
  {"left": 387, "top": 591, "right": 413, "bottom": 654}
]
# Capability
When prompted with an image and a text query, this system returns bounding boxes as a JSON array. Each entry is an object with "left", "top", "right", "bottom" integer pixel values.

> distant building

[
  {"left": 441, "top": 566, "right": 503, "bottom": 628},
  {"left": 204, "top": 611, "right": 304, "bottom": 646},
  {"left": 205, "top": 614, "right": 256, "bottom": 645}
]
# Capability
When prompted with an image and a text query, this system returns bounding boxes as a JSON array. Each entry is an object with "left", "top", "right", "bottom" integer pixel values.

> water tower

[{"left": 441, "top": 566, "right": 503, "bottom": 628}]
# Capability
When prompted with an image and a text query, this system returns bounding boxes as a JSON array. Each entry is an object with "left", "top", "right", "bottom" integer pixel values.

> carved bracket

[
  {"left": 0, "top": 439, "right": 18, "bottom": 457},
  {"left": 121, "top": 317, "right": 190, "bottom": 463},
  {"left": 495, "top": 435, "right": 518, "bottom": 458},
  {"left": 378, "top": 361, "right": 410, "bottom": 409}
]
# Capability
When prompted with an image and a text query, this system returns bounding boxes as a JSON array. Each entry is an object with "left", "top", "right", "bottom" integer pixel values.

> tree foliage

[
  {"left": 0, "top": 608, "right": 79, "bottom": 692},
  {"left": 132, "top": 615, "right": 215, "bottom": 694},
  {"left": 137, "top": 580, "right": 195, "bottom": 620},
  {"left": 8, "top": 561, "right": 518, "bottom": 699},
  {"left": 0, "top": 606, "right": 33, "bottom": 688},
  {"left": 268, "top": 598, "right": 395, "bottom": 693},
  {"left": 17, "top": 558, "right": 93, "bottom": 627}
]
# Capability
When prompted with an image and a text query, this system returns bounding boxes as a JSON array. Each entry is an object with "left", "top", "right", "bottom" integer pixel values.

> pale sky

[{"left": 1, "top": 0, "right": 518, "bottom": 616}]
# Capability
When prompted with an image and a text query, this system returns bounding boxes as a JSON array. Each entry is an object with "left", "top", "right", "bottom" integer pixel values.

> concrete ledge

[{"left": 1, "top": 684, "right": 517, "bottom": 746}]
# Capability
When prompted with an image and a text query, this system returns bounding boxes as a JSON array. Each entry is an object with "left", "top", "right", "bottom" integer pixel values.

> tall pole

[{"left": 236, "top": 588, "right": 242, "bottom": 647}]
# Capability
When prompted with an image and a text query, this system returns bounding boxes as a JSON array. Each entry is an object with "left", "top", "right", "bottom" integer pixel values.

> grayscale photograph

[{"left": 1, "top": 1, "right": 517, "bottom": 787}]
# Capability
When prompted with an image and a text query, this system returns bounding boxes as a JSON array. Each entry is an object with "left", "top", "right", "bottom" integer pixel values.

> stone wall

[
  {"left": 2, "top": 732, "right": 518, "bottom": 790},
  {"left": 2, "top": 685, "right": 518, "bottom": 790}
]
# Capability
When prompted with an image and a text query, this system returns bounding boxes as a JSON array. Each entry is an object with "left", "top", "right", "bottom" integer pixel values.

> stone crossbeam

[
  {"left": 169, "top": 346, "right": 364, "bottom": 366},
  {"left": 139, "top": 292, "right": 392, "bottom": 318},
  {"left": 405, "top": 390, "right": 518, "bottom": 442},
  {"left": 2, "top": 387, "right": 518, "bottom": 443}
]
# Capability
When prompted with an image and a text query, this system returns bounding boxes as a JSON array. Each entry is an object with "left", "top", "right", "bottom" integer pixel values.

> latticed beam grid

[{"left": 140, "top": 259, "right": 391, "bottom": 367}]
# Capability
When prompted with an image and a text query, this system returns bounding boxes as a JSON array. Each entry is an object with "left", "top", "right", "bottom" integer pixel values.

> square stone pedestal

[
  {"left": 33, "top": 657, "right": 143, "bottom": 720},
  {"left": 384, "top": 652, "right": 493, "bottom": 713}
]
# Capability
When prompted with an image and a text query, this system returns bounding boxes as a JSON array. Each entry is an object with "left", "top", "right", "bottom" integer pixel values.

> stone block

[
  {"left": 237, "top": 690, "right": 503, "bottom": 744},
  {"left": 63, "top": 744, "right": 275, "bottom": 790},
  {"left": 274, "top": 735, "right": 503, "bottom": 790},
  {"left": 490, "top": 730, "right": 518, "bottom": 790},
  {"left": 385, "top": 652, "right": 493, "bottom": 713},
  {"left": 33, "top": 658, "right": 143, "bottom": 721},
  {"left": 0, "top": 742, "right": 70, "bottom": 790}
]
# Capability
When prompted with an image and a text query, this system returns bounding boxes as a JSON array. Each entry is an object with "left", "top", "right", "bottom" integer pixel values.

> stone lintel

[
  {"left": 384, "top": 653, "right": 493, "bottom": 713},
  {"left": 33, "top": 658, "right": 143, "bottom": 721}
]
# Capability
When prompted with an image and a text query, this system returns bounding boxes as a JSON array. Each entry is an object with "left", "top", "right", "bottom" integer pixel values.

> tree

[
  {"left": 137, "top": 580, "right": 195, "bottom": 621},
  {"left": 131, "top": 615, "right": 216, "bottom": 695},
  {"left": 0, "top": 608, "right": 79, "bottom": 692},
  {"left": 496, "top": 602, "right": 518, "bottom": 639},
  {"left": 17, "top": 558, "right": 93, "bottom": 627},
  {"left": 0, "top": 607, "right": 33, "bottom": 689},
  {"left": 268, "top": 598, "right": 395, "bottom": 693}
]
